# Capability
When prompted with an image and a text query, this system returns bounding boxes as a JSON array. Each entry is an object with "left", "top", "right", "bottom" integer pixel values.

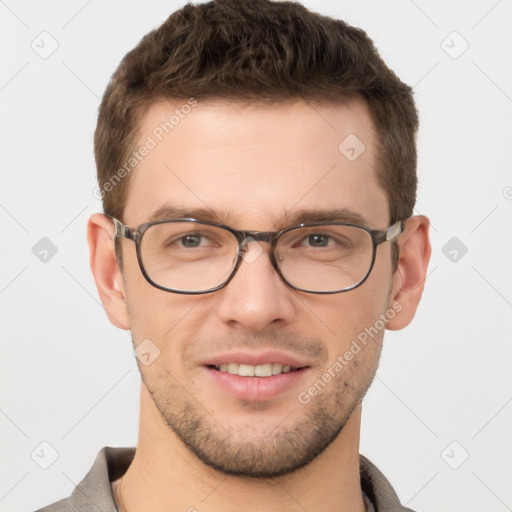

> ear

[
  {"left": 87, "top": 213, "right": 130, "bottom": 330},
  {"left": 387, "top": 215, "right": 431, "bottom": 331}
]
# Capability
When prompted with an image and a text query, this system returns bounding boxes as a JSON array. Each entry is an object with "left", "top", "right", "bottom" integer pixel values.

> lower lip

[{"left": 204, "top": 366, "right": 310, "bottom": 401}]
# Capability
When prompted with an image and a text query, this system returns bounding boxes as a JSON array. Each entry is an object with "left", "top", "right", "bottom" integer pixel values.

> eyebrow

[
  {"left": 149, "top": 206, "right": 231, "bottom": 223},
  {"left": 148, "top": 205, "right": 368, "bottom": 228},
  {"left": 280, "top": 208, "right": 368, "bottom": 227}
]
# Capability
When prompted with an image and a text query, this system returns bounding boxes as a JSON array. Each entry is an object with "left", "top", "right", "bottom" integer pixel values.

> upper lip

[{"left": 202, "top": 350, "right": 310, "bottom": 369}]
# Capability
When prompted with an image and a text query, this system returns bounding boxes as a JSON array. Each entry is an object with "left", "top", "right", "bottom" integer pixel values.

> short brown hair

[{"left": 94, "top": 0, "right": 418, "bottom": 226}]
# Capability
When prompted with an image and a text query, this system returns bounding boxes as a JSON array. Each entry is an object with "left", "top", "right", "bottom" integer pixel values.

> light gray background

[{"left": 1, "top": 1, "right": 511, "bottom": 511}]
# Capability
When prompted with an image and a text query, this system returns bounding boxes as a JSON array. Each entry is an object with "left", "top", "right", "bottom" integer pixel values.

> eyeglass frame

[{"left": 108, "top": 214, "right": 404, "bottom": 295}]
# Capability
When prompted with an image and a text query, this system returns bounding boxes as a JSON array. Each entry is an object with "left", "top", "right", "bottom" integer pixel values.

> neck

[{"left": 119, "top": 386, "right": 366, "bottom": 512}]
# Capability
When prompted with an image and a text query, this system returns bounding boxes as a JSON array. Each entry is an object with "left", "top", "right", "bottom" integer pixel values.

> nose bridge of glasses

[{"left": 238, "top": 230, "right": 274, "bottom": 249}]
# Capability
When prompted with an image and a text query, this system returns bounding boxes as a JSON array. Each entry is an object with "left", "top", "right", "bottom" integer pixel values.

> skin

[{"left": 88, "top": 97, "right": 431, "bottom": 512}]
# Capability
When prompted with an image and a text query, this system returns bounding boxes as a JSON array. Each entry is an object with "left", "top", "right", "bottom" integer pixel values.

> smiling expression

[{"left": 115, "top": 97, "right": 397, "bottom": 477}]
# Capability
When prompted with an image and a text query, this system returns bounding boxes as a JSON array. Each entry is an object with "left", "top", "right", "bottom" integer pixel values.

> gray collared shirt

[{"left": 36, "top": 447, "right": 415, "bottom": 511}]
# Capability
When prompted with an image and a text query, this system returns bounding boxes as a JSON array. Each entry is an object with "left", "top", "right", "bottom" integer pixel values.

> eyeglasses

[{"left": 109, "top": 215, "right": 403, "bottom": 295}]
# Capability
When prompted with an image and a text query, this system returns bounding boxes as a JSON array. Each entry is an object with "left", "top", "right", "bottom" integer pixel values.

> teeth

[
  {"left": 238, "top": 364, "right": 255, "bottom": 377},
  {"left": 255, "top": 363, "right": 272, "bottom": 377},
  {"left": 216, "top": 363, "right": 297, "bottom": 377},
  {"left": 272, "top": 363, "right": 283, "bottom": 375}
]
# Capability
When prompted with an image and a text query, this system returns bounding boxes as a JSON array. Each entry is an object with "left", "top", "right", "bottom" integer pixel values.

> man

[{"left": 38, "top": 0, "right": 430, "bottom": 510}]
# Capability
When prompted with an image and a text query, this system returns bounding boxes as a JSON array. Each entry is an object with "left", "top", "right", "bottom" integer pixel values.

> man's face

[{"left": 120, "top": 98, "right": 394, "bottom": 477}]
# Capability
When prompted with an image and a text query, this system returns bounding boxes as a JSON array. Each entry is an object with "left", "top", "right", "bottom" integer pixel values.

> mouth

[
  {"left": 209, "top": 362, "right": 305, "bottom": 377},
  {"left": 202, "top": 352, "right": 311, "bottom": 401}
]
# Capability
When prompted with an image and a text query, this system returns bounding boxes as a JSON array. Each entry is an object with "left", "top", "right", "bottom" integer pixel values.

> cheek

[
  {"left": 305, "top": 271, "right": 392, "bottom": 370},
  {"left": 121, "top": 253, "right": 177, "bottom": 344},
  {"left": 122, "top": 267, "right": 207, "bottom": 374},
  {"left": 317, "top": 287, "right": 389, "bottom": 340}
]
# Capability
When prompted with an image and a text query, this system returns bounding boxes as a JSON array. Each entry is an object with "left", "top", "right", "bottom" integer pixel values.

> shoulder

[
  {"left": 35, "top": 447, "right": 135, "bottom": 512},
  {"left": 360, "top": 454, "right": 416, "bottom": 512}
]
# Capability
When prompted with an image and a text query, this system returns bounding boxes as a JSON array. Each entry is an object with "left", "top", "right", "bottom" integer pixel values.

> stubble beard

[{"left": 138, "top": 340, "right": 381, "bottom": 479}]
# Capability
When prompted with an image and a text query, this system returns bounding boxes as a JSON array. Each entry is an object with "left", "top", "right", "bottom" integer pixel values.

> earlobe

[
  {"left": 386, "top": 215, "right": 431, "bottom": 331},
  {"left": 87, "top": 213, "right": 130, "bottom": 330}
]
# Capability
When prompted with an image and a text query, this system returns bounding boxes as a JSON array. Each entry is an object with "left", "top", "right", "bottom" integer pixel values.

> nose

[{"left": 216, "top": 240, "right": 296, "bottom": 331}]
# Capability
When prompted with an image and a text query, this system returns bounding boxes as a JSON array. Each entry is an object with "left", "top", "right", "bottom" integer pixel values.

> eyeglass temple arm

[
  {"left": 385, "top": 220, "right": 404, "bottom": 241},
  {"left": 107, "top": 215, "right": 133, "bottom": 240}
]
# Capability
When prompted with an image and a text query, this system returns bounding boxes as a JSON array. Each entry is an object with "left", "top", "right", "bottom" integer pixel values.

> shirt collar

[{"left": 64, "top": 447, "right": 413, "bottom": 512}]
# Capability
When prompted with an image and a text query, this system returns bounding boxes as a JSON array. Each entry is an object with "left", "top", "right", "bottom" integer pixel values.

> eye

[
  {"left": 161, "top": 231, "right": 217, "bottom": 251},
  {"left": 177, "top": 233, "right": 208, "bottom": 248},
  {"left": 303, "top": 234, "right": 332, "bottom": 247},
  {"left": 299, "top": 233, "right": 350, "bottom": 249}
]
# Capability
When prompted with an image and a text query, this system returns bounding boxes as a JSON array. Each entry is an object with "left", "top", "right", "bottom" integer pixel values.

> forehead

[{"left": 124, "top": 98, "right": 389, "bottom": 228}]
